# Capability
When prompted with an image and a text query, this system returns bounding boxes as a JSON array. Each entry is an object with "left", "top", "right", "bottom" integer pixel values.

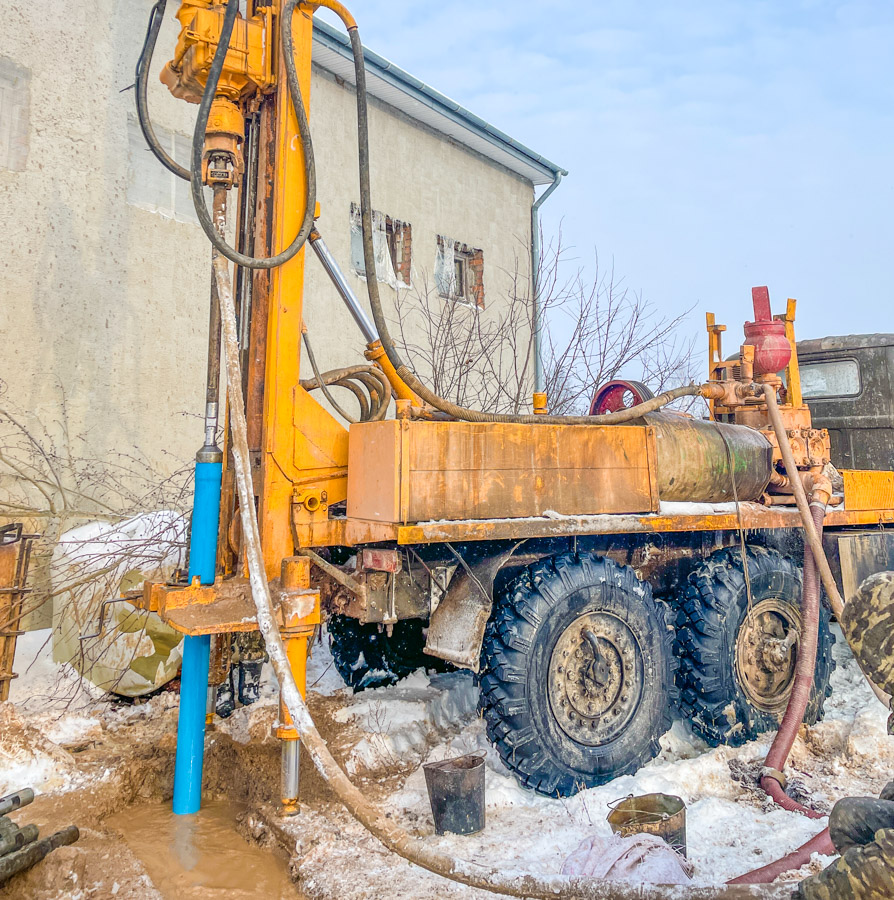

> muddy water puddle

[{"left": 107, "top": 800, "right": 304, "bottom": 899}]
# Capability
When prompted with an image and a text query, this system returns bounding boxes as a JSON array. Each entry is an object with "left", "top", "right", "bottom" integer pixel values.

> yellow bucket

[{"left": 607, "top": 793, "right": 687, "bottom": 857}]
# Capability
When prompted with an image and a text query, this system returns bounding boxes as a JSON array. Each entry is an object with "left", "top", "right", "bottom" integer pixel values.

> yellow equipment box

[{"left": 347, "top": 420, "right": 659, "bottom": 524}]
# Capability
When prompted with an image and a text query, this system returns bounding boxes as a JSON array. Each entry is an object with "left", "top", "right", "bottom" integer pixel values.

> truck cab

[{"left": 797, "top": 334, "right": 894, "bottom": 471}]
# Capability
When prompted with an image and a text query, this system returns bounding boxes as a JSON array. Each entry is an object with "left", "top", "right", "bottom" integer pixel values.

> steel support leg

[{"left": 278, "top": 632, "right": 310, "bottom": 815}]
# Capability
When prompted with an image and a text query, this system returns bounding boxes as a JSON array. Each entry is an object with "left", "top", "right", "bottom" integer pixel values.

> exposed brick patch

[{"left": 437, "top": 236, "right": 484, "bottom": 308}]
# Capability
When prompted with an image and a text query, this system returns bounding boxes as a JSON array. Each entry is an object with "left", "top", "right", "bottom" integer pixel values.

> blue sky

[{"left": 319, "top": 1, "right": 894, "bottom": 350}]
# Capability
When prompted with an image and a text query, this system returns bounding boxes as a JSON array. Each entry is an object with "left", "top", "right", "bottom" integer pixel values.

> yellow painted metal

[
  {"left": 161, "top": 2, "right": 275, "bottom": 103},
  {"left": 284, "top": 492, "right": 894, "bottom": 551},
  {"left": 276, "top": 557, "right": 319, "bottom": 740},
  {"left": 346, "top": 419, "right": 658, "bottom": 524},
  {"left": 138, "top": 577, "right": 260, "bottom": 635},
  {"left": 290, "top": 386, "right": 349, "bottom": 547},
  {"left": 391, "top": 505, "right": 894, "bottom": 544},
  {"left": 365, "top": 340, "right": 420, "bottom": 404},
  {"left": 705, "top": 311, "right": 728, "bottom": 419},
  {"left": 315, "top": 0, "right": 358, "bottom": 29},
  {"left": 843, "top": 470, "right": 894, "bottom": 512},
  {"left": 259, "top": 2, "right": 319, "bottom": 579},
  {"left": 778, "top": 298, "right": 803, "bottom": 409}
]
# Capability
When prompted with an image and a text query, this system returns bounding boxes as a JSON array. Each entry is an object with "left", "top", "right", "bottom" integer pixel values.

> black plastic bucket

[{"left": 423, "top": 753, "right": 485, "bottom": 836}]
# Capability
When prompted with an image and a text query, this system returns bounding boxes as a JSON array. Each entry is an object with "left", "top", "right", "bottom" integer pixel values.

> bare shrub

[
  {"left": 389, "top": 230, "right": 698, "bottom": 416},
  {"left": 0, "top": 384, "right": 192, "bottom": 704}
]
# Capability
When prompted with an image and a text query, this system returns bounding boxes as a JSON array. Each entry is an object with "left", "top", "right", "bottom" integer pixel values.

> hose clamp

[{"left": 760, "top": 766, "right": 788, "bottom": 790}]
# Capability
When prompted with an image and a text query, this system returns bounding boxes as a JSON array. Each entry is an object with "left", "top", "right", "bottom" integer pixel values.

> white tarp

[{"left": 51, "top": 511, "right": 188, "bottom": 697}]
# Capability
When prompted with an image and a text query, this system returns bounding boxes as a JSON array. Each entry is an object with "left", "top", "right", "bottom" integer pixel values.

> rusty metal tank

[{"left": 642, "top": 411, "right": 773, "bottom": 503}]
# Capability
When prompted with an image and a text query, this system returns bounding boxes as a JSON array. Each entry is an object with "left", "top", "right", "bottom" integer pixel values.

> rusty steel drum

[{"left": 643, "top": 411, "right": 773, "bottom": 503}]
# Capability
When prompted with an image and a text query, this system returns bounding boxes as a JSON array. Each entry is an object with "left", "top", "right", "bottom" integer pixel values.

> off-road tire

[
  {"left": 327, "top": 616, "right": 446, "bottom": 691},
  {"left": 674, "top": 545, "right": 835, "bottom": 747},
  {"left": 479, "top": 552, "right": 677, "bottom": 797}
]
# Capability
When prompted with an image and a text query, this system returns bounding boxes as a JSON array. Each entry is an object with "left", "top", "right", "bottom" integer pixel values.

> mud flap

[{"left": 424, "top": 545, "right": 520, "bottom": 671}]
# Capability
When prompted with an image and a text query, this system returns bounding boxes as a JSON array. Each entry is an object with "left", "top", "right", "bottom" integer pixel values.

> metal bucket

[
  {"left": 423, "top": 753, "right": 485, "bottom": 836},
  {"left": 607, "top": 793, "right": 687, "bottom": 857}
]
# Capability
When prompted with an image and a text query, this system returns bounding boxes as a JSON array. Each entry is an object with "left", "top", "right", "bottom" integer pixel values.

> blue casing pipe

[{"left": 173, "top": 458, "right": 222, "bottom": 815}]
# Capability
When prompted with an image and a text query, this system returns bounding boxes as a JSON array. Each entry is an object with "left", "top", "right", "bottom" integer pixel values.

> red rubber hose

[
  {"left": 729, "top": 502, "right": 830, "bottom": 884},
  {"left": 759, "top": 502, "right": 826, "bottom": 816},
  {"left": 728, "top": 828, "right": 835, "bottom": 885}
]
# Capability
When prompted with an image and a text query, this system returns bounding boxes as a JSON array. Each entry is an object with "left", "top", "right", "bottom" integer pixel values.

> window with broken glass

[
  {"left": 350, "top": 203, "right": 411, "bottom": 288},
  {"left": 435, "top": 236, "right": 484, "bottom": 308}
]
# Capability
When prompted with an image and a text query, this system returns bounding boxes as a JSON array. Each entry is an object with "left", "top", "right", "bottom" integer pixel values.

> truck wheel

[
  {"left": 327, "top": 616, "right": 445, "bottom": 691},
  {"left": 479, "top": 552, "right": 676, "bottom": 797},
  {"left": 674, "top": 546, "right": 835, "bottom": 747}
]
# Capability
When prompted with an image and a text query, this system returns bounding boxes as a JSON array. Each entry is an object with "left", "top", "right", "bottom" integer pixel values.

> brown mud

[{"left": 0, "top": 697, "right": 311, "bottom": 899}]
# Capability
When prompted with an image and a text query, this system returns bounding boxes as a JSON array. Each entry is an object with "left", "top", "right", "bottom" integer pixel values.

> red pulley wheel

[{"left": 589, "top": 380, "right": 655, "bottom": 416}]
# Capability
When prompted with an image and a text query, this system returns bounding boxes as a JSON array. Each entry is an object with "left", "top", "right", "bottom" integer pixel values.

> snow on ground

[
  {"left": 4, "top": 620, "right": 894, "bottom": 897},
  {"left": 2, "top": 628, "right": 111, "bottom": 797},
  {"left": 286, "top": 624, "right": 894, "bottom": 895},
  {"left": 7, "top": 628, "right": 100, "bottom": 714}
]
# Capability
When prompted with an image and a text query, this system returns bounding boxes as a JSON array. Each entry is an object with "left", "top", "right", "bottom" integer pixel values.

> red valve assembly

[{"left": 744, "top": 285, "right": 791, "bottom": 377}]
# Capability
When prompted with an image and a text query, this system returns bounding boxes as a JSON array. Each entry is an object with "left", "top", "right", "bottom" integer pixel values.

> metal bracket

[{"left": 78, "top": 597, "right": 131, "bottom": 642}]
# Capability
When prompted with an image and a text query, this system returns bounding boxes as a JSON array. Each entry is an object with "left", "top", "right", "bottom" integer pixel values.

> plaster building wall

[
  {"left": 0, "top": 4, "right": 534, "bottom": 490},
  {"left": 303, "top": 65, "right": 535, "bottom": 385}
]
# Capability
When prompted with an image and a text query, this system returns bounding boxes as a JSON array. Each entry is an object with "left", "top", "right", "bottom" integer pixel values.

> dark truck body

[{"left": 797, "top": 334, "right": 894, "bottom": 471}]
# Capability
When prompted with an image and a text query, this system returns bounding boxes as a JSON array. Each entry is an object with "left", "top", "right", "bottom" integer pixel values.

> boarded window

[
  {"left": 126, "top": 114, "right": 206, "bottom": 224},
  {"left": 350, "top": 203, "right": 411, "bottom": 288},
  {"left": 0, "top": 57, "right": 30, "bottom": 172},
  {"left": 435, "top": 236, "right": 484, "bottom": 308},
  {"left": 801, "top": 359, "right": 862, "bottom": 399}
]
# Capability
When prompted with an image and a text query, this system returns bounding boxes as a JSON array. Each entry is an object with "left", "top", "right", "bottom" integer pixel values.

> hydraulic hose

[
  {"left": 301, "top": 333, "right": 390, "bottom": 423},
  {"left": 136, "top": 0, "right": 191, "bottom": 181},
  {"left": 189, "top": 0, "right": 317, "bottom": 269},
  {"left": 213, "top": 254, "right": 788, "bottom": 900},
  {"left": 137, "top": 0, "right": 316, "bottom": 267},
  {"left": 763, "top": 386, "right": 889, "bottom": 705},
  {"left": 759, "top": 500, "right": 825, "bottom": 818},
  {"left": 324, "top": 2, "right": 703, "bottom": 425}
]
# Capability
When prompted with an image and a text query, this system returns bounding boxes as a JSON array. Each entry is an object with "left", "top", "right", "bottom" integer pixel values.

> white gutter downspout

[{"left": 531, "top": 171, "right": 565, "bottom": 393}]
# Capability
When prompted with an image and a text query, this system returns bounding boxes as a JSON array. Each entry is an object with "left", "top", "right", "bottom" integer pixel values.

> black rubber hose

[
  {"left": 302, "top": 330, "right": 359, "bottom": 423},
  {"left": 343, "top": 23, "right": 700, "bottom": 424},
  {"left": 189, "top": 0, "right": 317, "bottom": 269},
  {"left": 135, "top": 0, "right": 191, "bottom": 181}
]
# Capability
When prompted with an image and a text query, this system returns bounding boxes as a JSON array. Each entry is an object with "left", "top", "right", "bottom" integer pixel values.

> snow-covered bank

[
  {"left": 3, "top": 621, "right": 892, "bottom": 897},
  {"left": 286, "top": 624, "right": 892, "bottom": 895}
]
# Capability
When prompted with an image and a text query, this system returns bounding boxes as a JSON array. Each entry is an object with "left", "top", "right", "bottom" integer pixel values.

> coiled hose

[
  {"left": 214, "top": 255, "right": 788, "bottom": 900},
  {"left": 300, "top": 332, "right": 391, "bottom": 423}
]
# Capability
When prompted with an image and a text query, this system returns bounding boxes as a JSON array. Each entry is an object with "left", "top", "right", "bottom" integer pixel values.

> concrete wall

[{"left": 0, "top": 4, "right": 534, "bottom": 486}]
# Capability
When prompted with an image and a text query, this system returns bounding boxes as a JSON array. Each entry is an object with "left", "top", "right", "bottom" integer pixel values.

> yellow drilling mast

[{"left": 132, "top": 0, "right": 894, "bottom": 821}]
